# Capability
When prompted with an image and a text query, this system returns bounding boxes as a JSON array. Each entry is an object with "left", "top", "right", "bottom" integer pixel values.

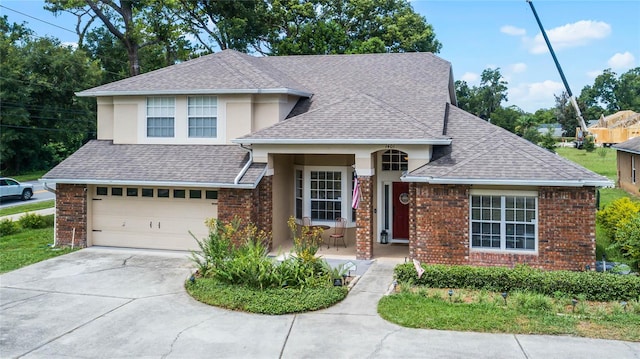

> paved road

[
  {"left": 1, "top": 248, "right": 638, "bottom": 358},
  {"left": 0, "top": 181, "right": 55, "bottom": 209}
]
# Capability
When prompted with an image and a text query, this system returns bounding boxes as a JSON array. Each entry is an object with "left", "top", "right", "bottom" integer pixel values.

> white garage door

[{"left": 91, "top": 186, "right": 218, "bottom": 251}]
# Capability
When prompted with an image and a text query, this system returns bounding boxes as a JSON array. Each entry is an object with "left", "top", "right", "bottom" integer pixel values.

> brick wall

[
  {"left": 355, "top": 176, "right": 373, "bottom": 260},
  {"left": 412, "top": 184, "right": 597, "bottom": 271},
  {"left": 412, "top": 184, "right": 470, "bottom": 265},
  {"left": 218, "top": 176, "right": 273, "bottom": 249},
  {"left": 55, "top": 184, "right": 87, "bottom": 247}
]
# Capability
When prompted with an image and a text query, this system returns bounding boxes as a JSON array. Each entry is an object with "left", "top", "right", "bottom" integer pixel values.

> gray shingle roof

[
  {"left": 613, "top": 136, "right": 640, "bottom": 154},
  {"left": 76, "top": 50, "right": 311, "bottom": 97},
  {"left": 42, "top": 140, "right": 265, "bottom": 187},
  {"left": 406, "top": 105, "right": 611, "bottom": 186},
  {"left": 234, "top": 94, "right": 449, "bottom": 144}
]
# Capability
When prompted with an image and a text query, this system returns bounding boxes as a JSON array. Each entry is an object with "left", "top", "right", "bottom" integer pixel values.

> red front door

[{"left": 392, "top": 182, "right": 409, "bottom": 239}]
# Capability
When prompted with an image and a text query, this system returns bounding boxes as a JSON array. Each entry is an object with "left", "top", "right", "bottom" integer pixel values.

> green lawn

[
  {"left": 556, "top": 147, "right": 617, "bottom": 181},
  {"left": 0, "top": 215, "right": 75, "bottom": 273},
  {"left": 0, "top": 200, "right": 55, "bottom": 217},
  {"left": 379, "top": 288, "right": 640, "bottom": 342}
]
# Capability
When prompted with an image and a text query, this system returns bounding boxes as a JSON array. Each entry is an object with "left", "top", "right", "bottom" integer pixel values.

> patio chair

[{"left": 329, "top": 217, "right": 347, "bottom": 249}]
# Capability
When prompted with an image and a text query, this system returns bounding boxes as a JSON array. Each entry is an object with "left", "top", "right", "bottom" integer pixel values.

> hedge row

[{"left": 394, "top": 263, "right": 640, "bottom": 301}]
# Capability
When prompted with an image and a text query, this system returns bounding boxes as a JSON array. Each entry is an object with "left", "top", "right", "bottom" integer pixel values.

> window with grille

[
  {"left": 470, "top": 194, "right": 537, "bottom": 251},
  {"left": 147, "top": 97, "right": 175, "bottom": 137},
  {"left": 382, "top": 150, "right": 408, "bottom": 171},
  {"left": 188, "top": 96, "right": 217, "bottom": 138},
  {"left": 310, "top": 171, "right": 342, "bottom": 221}
]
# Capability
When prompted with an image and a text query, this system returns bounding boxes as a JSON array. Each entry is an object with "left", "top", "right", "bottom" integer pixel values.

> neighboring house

[
  {"left": 613, "top": 136, "right": 640, "bottom": 196},
  {"left": 537, "top": 123, "right": 564, "bottom": 138},
  {"left": 42, "top": 50, "right": 612, "bottom": 270}
]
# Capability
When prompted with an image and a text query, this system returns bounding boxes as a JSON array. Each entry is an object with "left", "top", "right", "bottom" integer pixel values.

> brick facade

[
  {"left": 355, "top": 176, "right": 373, "bottom": 260},
  {"left": 55, "top": 184, "right": 87, "bottom": 247},
  {"left": 218, "top": 175, "right": 273, "bottom": 249},
  {"left": 411, "top": 184, "right": 597, "bottom": 271}
]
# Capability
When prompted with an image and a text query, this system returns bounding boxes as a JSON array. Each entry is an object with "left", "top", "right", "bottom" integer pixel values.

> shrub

[
  {"left": 190, "top": 217, "right": 332, "bottom": 290},
  {"left": 583, "top": 135, "right": 595, "bottom": 152},
  {"left": 611, "top": 214, "right": 640, "bottom": 271},
  {"left": 394, "top": 263, "right": 640, "bottom": 301},
  {"left": 186, "top": 278, "right": 347, "bottom": 314},
  {"left": 18, "top": 213, "right": 48, "bottom": 229},
  {"left": 596, "top": 197, "right": 640, "bottom": 241},
  {"left": 0, "top": 219, "right": 19, "bottom": 236}
]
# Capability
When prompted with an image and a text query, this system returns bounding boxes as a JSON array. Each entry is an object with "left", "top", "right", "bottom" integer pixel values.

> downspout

[
  {"left": 43, "top": 182, "right": 57, "bottom": 247},
  {"left": 234, "top": 145, "right": 253, "bottom": 185}
]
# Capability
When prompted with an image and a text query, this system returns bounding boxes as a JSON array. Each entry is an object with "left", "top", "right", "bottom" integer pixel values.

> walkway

[{"left": 0, "top": 248, "right": 638, "bottom": 358}]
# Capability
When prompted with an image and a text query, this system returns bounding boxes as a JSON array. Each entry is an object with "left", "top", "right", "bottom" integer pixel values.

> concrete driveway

[{"left": 1, "top": 248, "right": 638, "bottom": 359}]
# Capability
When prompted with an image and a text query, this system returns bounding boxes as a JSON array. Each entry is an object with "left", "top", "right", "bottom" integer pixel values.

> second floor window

[
  {"left": 188, "top": 96, "right": 217, "bottom": 138},
  {"left": 147, "top": 97, "right": 175, "bottom": 137}
]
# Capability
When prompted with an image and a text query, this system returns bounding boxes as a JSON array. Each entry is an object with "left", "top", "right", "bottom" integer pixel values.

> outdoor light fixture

[
  {"left": 501, "top": 292, "right": 508, "bottom": 305},
  {"left": 621, "top": 301, "right": 628, "bottom": 312},
  {"left": 448, "top": 289, "right": 454, "bottom": 302},
  {"left": 571, "top": 298, "right": 578, "bottom": 312},
  {"left": 189, "top": 275, "right": 195, "bottom": 284}
]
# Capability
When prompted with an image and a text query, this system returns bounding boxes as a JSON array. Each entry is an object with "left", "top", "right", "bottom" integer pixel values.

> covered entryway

[{"left": 90, "top": 186, "right": 217, "bottom": 250}]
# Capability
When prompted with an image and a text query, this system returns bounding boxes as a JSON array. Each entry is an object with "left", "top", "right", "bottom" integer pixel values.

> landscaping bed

[
  {"left": 379, "top": 263, "right": 640, "bottom": 342},
  {"left": 186, "top": 217, "right": 352, "bottom": 315}
]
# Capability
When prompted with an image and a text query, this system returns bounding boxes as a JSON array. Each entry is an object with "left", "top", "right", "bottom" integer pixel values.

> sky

[{"left": 1, "top": 0, "right": 639, "bottom": 113}]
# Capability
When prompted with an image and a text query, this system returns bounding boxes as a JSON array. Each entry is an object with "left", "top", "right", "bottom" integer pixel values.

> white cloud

[
  {"left": 607, "top": 51, "right": 636, "bottom": 70},
  {"left": 509, "top": 63, "right": 527, "bottom": 74},
  {"left": 460, "top": 72, "right": 479, "bottom": 84},
  {"left": 528, "top": 20, "right": 611, "bottom": 54},
  {"left": 587, "top": 70, "right": 603, "bottom": 79},
  {"left": 501, "top": 25, "right": 526, "bottom": 36},
  {"left": 509, "top": 80, "right": 565, "bottom": 112}
]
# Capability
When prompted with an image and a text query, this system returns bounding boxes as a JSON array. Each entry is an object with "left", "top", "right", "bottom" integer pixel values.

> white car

[{"left": 0, "top": 177, "right": 34, "bottom": 201}]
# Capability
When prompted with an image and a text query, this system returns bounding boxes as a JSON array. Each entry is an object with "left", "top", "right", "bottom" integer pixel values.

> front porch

[{"left": 270, "top": 239, "right": 409, "bottom": 260}]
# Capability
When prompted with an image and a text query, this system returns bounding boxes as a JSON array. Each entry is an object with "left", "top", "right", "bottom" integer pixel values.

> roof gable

[
  {"left": 407, "top": 105, "right": 611, "bottom": 186},
  {"left": 77, "top": 50, "right": 312, "bottom": 97},
  {"left": 234, "top": 94, "right": 449, "bottom": 144}
]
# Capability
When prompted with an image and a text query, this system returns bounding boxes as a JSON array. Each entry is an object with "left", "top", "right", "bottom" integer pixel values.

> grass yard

[
  {"left": 555, "top": 147, "right": 618, "bottom": 181},
  {"left": 0, "top": 200, "right": 55, "bottom": 217},
  {"left": 0, "top": 215, "right": 75, "bottom": 273},
  {"left": 379, "top": 287, "right": 640, "bottom": 342}
]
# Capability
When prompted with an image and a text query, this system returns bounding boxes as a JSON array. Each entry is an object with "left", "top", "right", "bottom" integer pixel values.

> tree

[
  {"left": 554, "top": 91, "right": 581, "bottom": 138},
  {"left": 477, "top": 68, "right": 508, "bottom": 120},
  {"left": 0, "top": 17, "right": 102, "bottom": 173},
  {"left": 514, "top": 114, "right": 539, "bottom": 144},
  {"left": 264, "top": 0, "right": 442, "bottom": 55},
  {"left": 454, "top": 68, "right": 508, "bottom": 122},
  {"left": 171, "top": 0, "right": 273, "bottom": 53},
  {"left": 616, "top": 67, "right": 640, "bottom": 112},
  {"left": 46, "top": 0, "right": 189, "bottom": 76},
  {"left": 488, "top": 105, "right": 522, "bottom": 133}
]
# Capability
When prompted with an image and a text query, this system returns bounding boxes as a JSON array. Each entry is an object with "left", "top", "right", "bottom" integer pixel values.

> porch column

[{"left": 356, "top": 176, "right": 373, "bottom": 260}]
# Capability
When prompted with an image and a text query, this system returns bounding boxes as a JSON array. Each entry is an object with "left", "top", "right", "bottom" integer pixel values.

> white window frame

[
  {"left": 146, "top": 97, "right": 175, "bottom": 138},
  {"left": 469, "top": 190, "right": 538, "bottom": 254},
  {"left": 294, "top": 166, "right": 352, "bottom": 225},
  {"left": 188, "top": 96, "right": 217, "bottom": 138}
]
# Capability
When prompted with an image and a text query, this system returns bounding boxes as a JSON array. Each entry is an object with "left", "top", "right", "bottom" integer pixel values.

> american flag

[{"left": 351, "top": 175, "right": 360, "bottom": 209}]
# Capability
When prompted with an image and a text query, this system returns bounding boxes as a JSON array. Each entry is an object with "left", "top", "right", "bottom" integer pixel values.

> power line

[
  {"left": 0, "top": 4, "right": 76, "bottom": 34},
  {"left": 0, "top": 124, "right": 95, "bottom": 134}
]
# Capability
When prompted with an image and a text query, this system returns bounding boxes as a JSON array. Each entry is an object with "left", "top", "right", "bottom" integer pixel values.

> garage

[{"left": 90, "top": 186, "right": 217, "bottom": 251}]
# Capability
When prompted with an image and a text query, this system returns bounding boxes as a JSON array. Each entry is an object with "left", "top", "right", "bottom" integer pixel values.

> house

[
  {"left": 613, "top": 136, "right": 640, "bottom": 196},
  {"left": 536, "top": 123, "right": 564, "bottom": 138},
  {"left": 42, "top": 49, "right": 612, "bottom": 270}
]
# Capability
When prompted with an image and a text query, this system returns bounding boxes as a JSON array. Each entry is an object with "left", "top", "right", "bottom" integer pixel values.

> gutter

[
  {"left": 37, "top": 179, "right": 258, "bottom": 189},
  {"left": 42, "top": 181, "right": 57, "bottom": 194},
  {"left": 234, "top": 145, "right": 254, "bottom": 185},
  {"left": 231, "top": 138, "right": 452, "bottom": 145},
  {"left": 75, "top": 88, "right": 313, "bottom": 98},
  {"left": 401, "top": 176, "right": 614, "bottom": 188}
]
